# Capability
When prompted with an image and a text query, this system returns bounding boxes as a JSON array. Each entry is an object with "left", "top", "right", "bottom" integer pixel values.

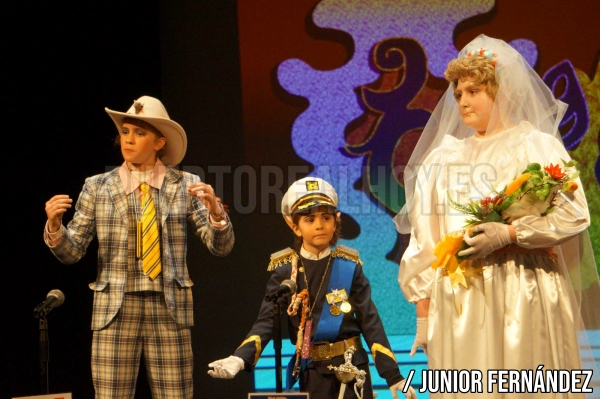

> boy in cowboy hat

[
  {"left": 208, "top": 177, "right": 415, "bottom": 399},
  {"left": 44, "top": 95, "right": 235, "bottom": 398}
]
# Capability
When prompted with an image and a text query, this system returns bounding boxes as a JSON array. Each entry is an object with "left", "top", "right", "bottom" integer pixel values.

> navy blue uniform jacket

[{"left": 234, "top": 246, "right": 403, "bottom": 388}]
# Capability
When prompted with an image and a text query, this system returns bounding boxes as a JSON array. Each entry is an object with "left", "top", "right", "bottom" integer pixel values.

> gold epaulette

[
  {"left": 267, "top": 247, "right": 298, "bottom": 271},
  {"left": 331, "top": 244, "right": 363, "bottom": 266}
]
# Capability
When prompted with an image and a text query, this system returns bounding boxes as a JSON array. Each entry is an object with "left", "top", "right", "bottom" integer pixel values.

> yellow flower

[
  {"left": 505, "top": 172, "right": 532, "bottom": 196},
  {"left": 564, "top": 181, "right": 578, "bottom": 193},
  {"left": 432, "top": 230, "right": 468, "bottom": 289}
]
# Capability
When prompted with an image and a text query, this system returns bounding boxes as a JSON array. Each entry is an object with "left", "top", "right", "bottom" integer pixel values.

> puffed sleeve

[
  {"left": 399, "top": 158, "right": 445, "bottom": 303},
  {"left": 399, "top": 135, "right": 467, "bottom": 303},
  {"left": 512, "top": 132, "right": 590, "bottom": 248}
]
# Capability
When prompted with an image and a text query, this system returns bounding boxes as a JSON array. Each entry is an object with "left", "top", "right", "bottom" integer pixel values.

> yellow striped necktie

[{"left": 140, "top": 183, "right": 161, "bottom": 279}]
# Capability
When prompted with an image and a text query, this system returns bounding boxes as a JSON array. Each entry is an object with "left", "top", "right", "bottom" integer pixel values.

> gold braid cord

[{"left": 293, "top": 289, "right": 310, "bottom": 373}]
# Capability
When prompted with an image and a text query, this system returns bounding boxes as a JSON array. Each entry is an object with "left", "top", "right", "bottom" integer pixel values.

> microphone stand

[
  {"left": 269, "top": 297, "right": 283, "bottom": 393},
  {"left": 38, "top": 317, "right": 49, "bottom": 394}
]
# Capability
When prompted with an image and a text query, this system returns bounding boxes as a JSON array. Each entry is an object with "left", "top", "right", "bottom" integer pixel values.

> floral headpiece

[{"left": 467, "top": 47, "right": 500, "bottom": 68}]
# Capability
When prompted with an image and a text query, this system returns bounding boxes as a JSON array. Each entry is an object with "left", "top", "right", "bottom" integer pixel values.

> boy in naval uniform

[{"left": 208, "top": 177, "right": 415, "bottom": 399}]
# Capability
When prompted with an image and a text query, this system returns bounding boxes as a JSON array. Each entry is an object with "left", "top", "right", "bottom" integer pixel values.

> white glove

[
  {"left": 410, "top": 317, "right": 427, "bottom": 356},
  {"left": 457, "top": 222, "right": 512, "bottom": 260},
  {"left": 390, "top": 379, "right": 417, "bottom": 399},
  {"left": 207, "top": 355, "right": 244, "bottom": 379}
]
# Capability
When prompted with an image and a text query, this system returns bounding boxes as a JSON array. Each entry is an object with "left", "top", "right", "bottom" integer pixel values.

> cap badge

[
  {"left": 133, "top": 101, "right": 144, "bottom": 114},
  {"left": 306, "top": 180, "right": 319, "bottom": 191}
]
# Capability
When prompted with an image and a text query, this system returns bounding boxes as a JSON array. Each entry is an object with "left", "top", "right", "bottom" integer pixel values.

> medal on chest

[{"left": 326, "top": 288, "right": 351, "bottom": 316}]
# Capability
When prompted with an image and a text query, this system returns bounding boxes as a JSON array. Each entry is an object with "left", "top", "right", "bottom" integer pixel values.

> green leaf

[
  {"left": 562, "top": 158, "right": 579, "bottom": 169},
  {"left": 482, "top": 210, "right": 505, "bottom": 223},
  {"left": 527, "top": 163, "right": 541, "bottom": 171},
  {"left": 455, "top": 239, "right": 473, "bottom": 263},
  {"left": 570, "top": 170, "right": 580, "bottom": 180},
  {"left": 463, "top": 218, "right": 480, "bottom": 227},
  {"left": 529, "top": 176, "right": 543, "bottom": 185},
  {"left": 537, "top": 187, "right": 550, "bottom": 200},
  {"left": 531, "top": 171, "right": 544, "bottom": 179},
  {"left": 448, "top": 195, "right": 475, "bottom": 216},
  {"left": 542, "top": 206, "right": 555, "bottom": 216},
  {"left": 496, "top": 195, "right": 516, "bottom": 212}
]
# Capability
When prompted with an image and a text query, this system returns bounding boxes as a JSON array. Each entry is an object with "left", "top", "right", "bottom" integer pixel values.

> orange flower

[
  {"left": 544, "top": 163, "right": 566, "bottom": 180},
  {"left": 564, "top": 181, "right": 578, "bottom": 193},
  {"left": 505, "top": 173, "right": 531, "bottom": 196}
]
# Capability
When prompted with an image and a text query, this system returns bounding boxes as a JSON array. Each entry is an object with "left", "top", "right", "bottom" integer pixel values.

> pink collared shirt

[{"left": 119, "top": 159, "right": 167, "bottom": 199}]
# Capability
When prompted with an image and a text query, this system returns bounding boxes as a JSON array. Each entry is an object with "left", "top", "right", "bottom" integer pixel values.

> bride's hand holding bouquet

[{"left": 432, "top": 160, "right": 579, "bottom": 288}]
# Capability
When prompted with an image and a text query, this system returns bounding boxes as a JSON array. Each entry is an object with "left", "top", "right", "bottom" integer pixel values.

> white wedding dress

[{"left": 399, "top": 121, "right": 591, "bottom": 398}]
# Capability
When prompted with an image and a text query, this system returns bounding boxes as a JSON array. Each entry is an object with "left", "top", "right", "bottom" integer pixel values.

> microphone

[
  {"left": 265, "top": 279, "right": 297, "bottom": 302},
  {"left": 34, "top": 289, "right": 65, "bottom": 319}
]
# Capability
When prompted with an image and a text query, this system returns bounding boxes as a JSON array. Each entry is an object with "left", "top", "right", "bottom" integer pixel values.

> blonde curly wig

[{"left": 444, "top": 54, "right": 499, "bottom": 100}]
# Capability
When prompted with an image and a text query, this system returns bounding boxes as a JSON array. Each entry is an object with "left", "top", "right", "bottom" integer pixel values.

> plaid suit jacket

[{"left": 48, "top": 166, "right": 235, "bottom": 330}]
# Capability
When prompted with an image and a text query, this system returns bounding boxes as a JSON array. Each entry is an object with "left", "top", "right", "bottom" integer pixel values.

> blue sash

[{"left": 314, "top": 256, "right": 356, "bottom": 341}]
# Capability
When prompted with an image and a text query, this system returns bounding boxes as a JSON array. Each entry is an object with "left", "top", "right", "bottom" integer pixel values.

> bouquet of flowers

[{"left": 432, "top": 159, "right": 579, "bottom": 288}]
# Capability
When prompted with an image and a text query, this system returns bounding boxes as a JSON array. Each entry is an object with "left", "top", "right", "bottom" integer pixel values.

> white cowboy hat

[{"left": 105, "top": 95, "right": 187, "bottom": 166}]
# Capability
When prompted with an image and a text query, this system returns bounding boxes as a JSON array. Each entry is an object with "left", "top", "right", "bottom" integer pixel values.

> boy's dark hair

[{"left": 291, "top": 211, "right": 342, "bottom": 247}]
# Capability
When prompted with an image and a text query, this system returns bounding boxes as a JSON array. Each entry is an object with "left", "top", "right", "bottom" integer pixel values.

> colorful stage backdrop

[{"left": 237, "top": 1, "right": 599, "bottom": 394}]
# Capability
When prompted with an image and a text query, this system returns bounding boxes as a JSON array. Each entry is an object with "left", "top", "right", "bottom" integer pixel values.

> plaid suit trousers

[{"left": 91, "top": 291, "right": 193, "bottom": 399}]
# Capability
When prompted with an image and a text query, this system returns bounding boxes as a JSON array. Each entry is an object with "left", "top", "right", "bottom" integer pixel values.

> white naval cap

[{"left": 281, "top": 177, "right": 338, "bottom": 228}]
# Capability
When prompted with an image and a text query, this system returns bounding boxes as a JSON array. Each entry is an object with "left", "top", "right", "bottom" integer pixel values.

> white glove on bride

[
  {"left": 207, "top": 355, "right": 244, "bottom": 379},
  {"left": 458, "top": 222, "right": 513, "bottom": 260},
  {"left": 390, "top": 379, "right": 417, "bottom": 399},
  {"left": 410, "top": 317, "right": 427, "bottom": 356}
]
